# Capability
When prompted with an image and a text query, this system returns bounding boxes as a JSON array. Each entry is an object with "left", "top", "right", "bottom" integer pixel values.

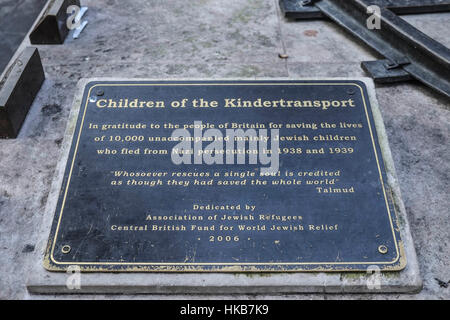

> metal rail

[
  {"left": 280, "top": 0, "right": 450, "bottom": 98},
  {"left": 280, "top": 0, "right": 450, "bottom": 18}
]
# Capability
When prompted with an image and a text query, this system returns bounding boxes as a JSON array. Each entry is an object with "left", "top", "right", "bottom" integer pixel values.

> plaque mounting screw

[
  {"left": 347, "top": 88, "right": 355, "bottom": 95},
  {"left": 61, "top": 245, "right": 71, "bottom": 254},
  {"left": 378, "top": 245, "right": 388, "bottom": 254},
  {"left": 96, "top": 89, "right": 104, "bottom": 96}
]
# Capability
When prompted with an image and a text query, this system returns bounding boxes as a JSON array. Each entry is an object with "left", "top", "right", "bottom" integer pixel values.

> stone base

[{"left": 27, "top": 78, "right": 422, "bottom": 294}]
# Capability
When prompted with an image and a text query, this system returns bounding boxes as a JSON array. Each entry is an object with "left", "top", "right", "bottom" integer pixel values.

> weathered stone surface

[{"left": 0, "top": 0, "right": 448, "bottom": 299}]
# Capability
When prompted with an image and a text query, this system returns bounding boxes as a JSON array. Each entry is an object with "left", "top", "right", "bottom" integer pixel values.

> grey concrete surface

[{"left": 0, "top": 0, "right": 449, "bottom": 299}]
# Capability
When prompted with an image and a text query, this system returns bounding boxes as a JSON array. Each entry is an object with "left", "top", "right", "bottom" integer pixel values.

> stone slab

[{"left": 27, "top": 77, "right": 422, "bottom": 294}]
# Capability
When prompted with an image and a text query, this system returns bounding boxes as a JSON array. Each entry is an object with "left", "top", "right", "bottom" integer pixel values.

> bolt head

[{"left": 378, "top": 245, "right": 388, "bottom": 254}]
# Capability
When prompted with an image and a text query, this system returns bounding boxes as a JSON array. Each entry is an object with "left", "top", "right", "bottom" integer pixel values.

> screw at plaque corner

[
  {"left": 347, "top": 88, "right": 355, "bottom": 95},
  {"left": 61, "top": 245, "right": 71, "bottom": 254},
  {"left": 96, "top": 90, "right": 104, "bottom": 96},
  {"left": 378, "top": 245, "right": 388, "bottom": 254}
]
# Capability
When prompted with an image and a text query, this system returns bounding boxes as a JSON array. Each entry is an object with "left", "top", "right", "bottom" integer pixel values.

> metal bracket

[
  {"left": 29, "top": 0, "right": 81, "bottom": 44},
  {"left": 280, "top": 0, "right": 450, "bottom": 19},
  {"left": 280, "top": 0, "right": 450, "bottom": 98},
  {"left": 301, "top": 0, "right": 319, "bottom": 5},
  {"left": 0, "top": 47, "right": 45, "bottom": 138},
  {"left": 362, "top": 60, "right": 413, "bottom": 83},
  {"left": 280, "top": 0, "right": 325, "bottom": 18},
  {"left": 383, "top": 57, "right": 411, "bottom": 70}
]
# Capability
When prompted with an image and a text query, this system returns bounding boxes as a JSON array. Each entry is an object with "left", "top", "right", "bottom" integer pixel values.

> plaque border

[{"left": 44, "top": 80, "right": 406, "bottom": 272}]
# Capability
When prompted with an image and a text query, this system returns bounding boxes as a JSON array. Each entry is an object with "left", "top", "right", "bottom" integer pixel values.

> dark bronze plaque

[{"left": 44, "top": 80, "right": 405, "bottom": 272}]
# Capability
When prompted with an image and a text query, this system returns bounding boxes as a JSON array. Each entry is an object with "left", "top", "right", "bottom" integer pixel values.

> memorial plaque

[{"left": 44, "top": 80, "right": 406, "bottom": 272}]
